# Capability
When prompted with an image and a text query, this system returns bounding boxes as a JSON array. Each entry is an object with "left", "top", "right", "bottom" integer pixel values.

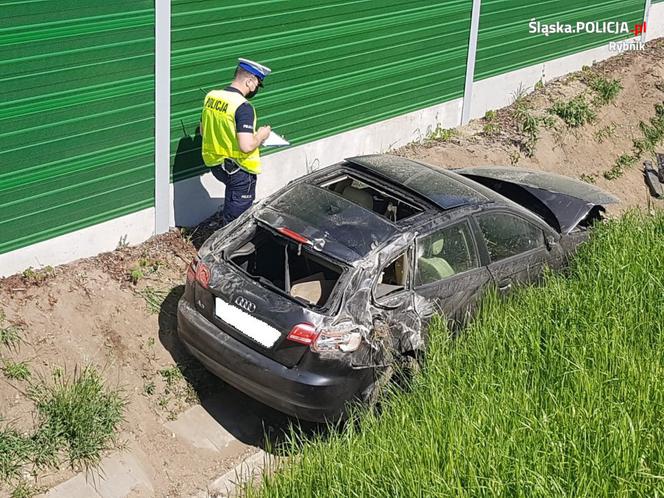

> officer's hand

[{"left": 257, "top": 125, "right": 271, "bottom": 143}]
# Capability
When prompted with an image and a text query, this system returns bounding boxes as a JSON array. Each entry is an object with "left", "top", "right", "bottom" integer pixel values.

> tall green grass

[{"left": 251, "top": 211, "right": 664, "bottom": 497}]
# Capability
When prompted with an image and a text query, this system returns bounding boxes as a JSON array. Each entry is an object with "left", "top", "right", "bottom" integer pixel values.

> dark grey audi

[{"left": 177, "top": 154, "right": 616, "bottom": 421}]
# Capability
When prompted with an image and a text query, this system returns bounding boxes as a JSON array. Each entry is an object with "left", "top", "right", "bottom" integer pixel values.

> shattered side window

[
  {"left": 477, "top": 212, "right": 545, "bottom": 262},
  {"left": 415, "top": 222, "right": 479, "bottom": 286},
  {"left": 375, "top": 252, "right": 410, "bottom": 299}
]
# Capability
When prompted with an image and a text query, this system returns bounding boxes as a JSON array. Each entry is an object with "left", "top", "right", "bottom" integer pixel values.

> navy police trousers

[{"left": 211, "top": 162, "right": 257, "bottom": 226}]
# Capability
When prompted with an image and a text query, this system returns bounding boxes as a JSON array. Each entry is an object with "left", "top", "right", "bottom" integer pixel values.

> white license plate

[{"left": 215, "top": 297, "right": 281, "bottom": 348}]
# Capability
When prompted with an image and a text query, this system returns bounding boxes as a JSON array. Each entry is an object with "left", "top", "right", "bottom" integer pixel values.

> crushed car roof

[{"left": 345, "top": 154, "right": 489, "bottom": 210}]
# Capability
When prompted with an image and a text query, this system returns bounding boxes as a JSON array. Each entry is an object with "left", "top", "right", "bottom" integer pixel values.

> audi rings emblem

[{"left": 234, "top": 296, "right": 256, "bottom": 313}]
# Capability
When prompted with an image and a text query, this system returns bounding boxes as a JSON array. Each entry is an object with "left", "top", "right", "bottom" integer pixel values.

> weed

[
  {"left": 0, "top": 428, "right": 33, "bottom": 483},
  {"left": 179, "top": 227, "right": 194, "bottom": 244},
  {"left": 605, "top": 101, "right": 664, "bottom": 179},
  {"left": 594, "top": 123, "right": 617, "bottom": 143},
  {"left": 143, "top": 379, "right": 156, "bottom": 396},
  {"left": 128, "top": 257, "right": 163, "bottom": 285},
  {"left": 0, "top": 325, "right": 21, "bottom": 350},
  {"left": 160, "top": 365, "right": 184, "bottom": 386},
  {"left": 21, "top": 267, "right": 54, "bottom": 286},
  {"left": 508, "top": 150, "right": 521, "bottom": 165},
  {"left": 28, "top": 367, "right": 125, "bottom": 469},
  {"left": 129, "top": 268, "right": 144, "bottom": 284},
  {"left": 588, "top": 76, "right": 622, "bottom": 105},
  {"left": 604, "top": 153, "right": 637, "bottom": 179},
  {"left": 534, "top": 79, "right": 544, "bottom": 91},
  {"left": 579, "top": 173, "right": 597, "bottom": 184},
  {"left": 482, "top": 110, "right": 500, "bottom": 135},
  {"left": 426, "top": 124, "right": 457, "bottom": 142},
  {"left": 2, "top": 361, "right": 31, "bottom": 381},
  {"left": 512, "top": 101, "right": 541, "bottom": 156},
  {"left": 511, "top": 83, "right": 529, "bottom": 104},
  {"left": 138, "top": 287, "right": 168, "bottom": 314},
  {"left": 10, "top": 481, "right": 39, "bottom": 498},
  {"left": 157, "top": 365, "right": 199, "bottom": 416},
  {"left": 549, "top": 95, "right": 596, "bottom": 127},
  {"left": 116, "top": 234, "right": 129, "bottom": 250}
]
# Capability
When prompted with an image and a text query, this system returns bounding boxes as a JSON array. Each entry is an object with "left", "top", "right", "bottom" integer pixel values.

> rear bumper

[{"left": 177, "top": 299, "right": 368, "bottom": 422}]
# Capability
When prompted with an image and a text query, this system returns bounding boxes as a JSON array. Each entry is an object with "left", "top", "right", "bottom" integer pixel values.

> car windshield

[{"left": 263, "top": 183, "right": 397, "bottom": 261}]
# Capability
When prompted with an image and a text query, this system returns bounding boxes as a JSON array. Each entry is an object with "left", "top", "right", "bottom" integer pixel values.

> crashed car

[{"left": 177, "top": 154, "right": 617, "bottom": 421}]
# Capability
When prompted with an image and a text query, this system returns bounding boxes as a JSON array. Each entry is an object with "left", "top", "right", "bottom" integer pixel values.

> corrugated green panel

[
  {"left": 171, "top": 0, "right": 473, "bottom": 182},
  {"left": 0, "top": 1, "right": 154, "bottom": 255},
  {"left": 475, "top": 0, "right": 645, "bottom": 80}
]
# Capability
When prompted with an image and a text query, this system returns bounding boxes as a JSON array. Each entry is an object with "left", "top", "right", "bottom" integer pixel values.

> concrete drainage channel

[{"left": 41, "top": 405, "right": 271, "bottom": 498}]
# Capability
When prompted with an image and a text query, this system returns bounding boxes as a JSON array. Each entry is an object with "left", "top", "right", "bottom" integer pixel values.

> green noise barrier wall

[
  {"left": 170, "top": 0, "right": 473, "bottom": 182},
  {"left": 0, "top": 1, "right": 155, "bottom": 255},
  {"left": 475, "top": 0, "right": 645, "bottom": 80}
]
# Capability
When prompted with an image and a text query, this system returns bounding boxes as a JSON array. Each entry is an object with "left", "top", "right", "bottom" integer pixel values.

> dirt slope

[
  {"left": 397, "top": 38, "right": 664, "bottom": 215},
  {"left": 1, "top": 39, "right": 663, "bottom": 497}
]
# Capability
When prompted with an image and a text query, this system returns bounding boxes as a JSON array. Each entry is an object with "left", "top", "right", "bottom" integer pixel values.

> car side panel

[{"left": 413, "top": 267, "right": 493, "bottom": 326}]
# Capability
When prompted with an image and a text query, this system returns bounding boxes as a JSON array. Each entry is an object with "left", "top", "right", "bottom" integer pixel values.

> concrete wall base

[{"left": 0, "top": 209, "right": 155, "bottom": 278}]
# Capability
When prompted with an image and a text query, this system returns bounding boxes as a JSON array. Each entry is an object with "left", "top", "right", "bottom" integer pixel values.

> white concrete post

[
  {"left": 461, "top": 0, "right": 482, "bottom": 125},
  {"left": 154, "top": 0, "right": 171, "bottom": 234},
  {"left": 642, "top": 0, "right": 652, "bottom": 42}
]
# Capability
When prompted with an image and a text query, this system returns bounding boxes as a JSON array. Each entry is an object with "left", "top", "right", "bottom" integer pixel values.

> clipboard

[{"left": 263, "top": 131, "right": 290, "bottom": 147}]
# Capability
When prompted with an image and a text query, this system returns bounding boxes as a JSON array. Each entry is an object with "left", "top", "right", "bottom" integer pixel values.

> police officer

[{"left": 201, "top": 58, "right": 272, "bottom": 225}]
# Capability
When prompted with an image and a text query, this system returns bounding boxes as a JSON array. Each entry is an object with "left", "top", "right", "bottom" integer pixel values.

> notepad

[{"left": 263, "top": 131, "right": 290, "bottom": 147}]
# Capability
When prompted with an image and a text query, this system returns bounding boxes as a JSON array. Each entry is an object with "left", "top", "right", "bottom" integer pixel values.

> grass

[
  {"left": 0, "top": 367, "right": 125, "bottom": 490},
  {"left": 2, "top": 361, "right": 30, "bottom": 381},
  {"left": 0, "top": 325, "right": 21, "bottom": 350},
  {"left": 28, "top": 367, "right": 125, "bottom": 468},
  {"left": 248, "top": 211, "right": 664, "bottom": 497},
  {"left": 482, "top": 110, "right": 500, "bottom": 136},
  {"left": 426, "top": 124, "right": 457, "bottom": 142},
  {"left": 138, "top": 286, "right": 169, "bottom": 314},
  {"left": 549, "top": 95, "right": 597, "bottom": 127},
  {"left": 0, "top": 311, "right": 22, "bottom": 350}
]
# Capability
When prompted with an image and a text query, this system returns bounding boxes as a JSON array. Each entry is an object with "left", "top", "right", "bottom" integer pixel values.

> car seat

[
  {"left": 418, "top": 237, "right": 455, "bottom": 282},
  {"left": 341, "top": 185, "right": 373, "bottom": 210}
]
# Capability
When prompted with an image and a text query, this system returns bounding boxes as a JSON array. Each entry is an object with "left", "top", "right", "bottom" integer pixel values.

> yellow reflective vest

[{"left": 201, "top": 89, "right": 261, "bottom": 174}]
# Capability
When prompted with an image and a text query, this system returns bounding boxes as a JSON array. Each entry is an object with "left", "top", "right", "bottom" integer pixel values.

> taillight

[
  {"left": 313, "top": 329, "right": 362, "bottom": 353},
  {"left": 186, "top": 257, "right": 198, "bottom": 284},
  {"left": 286, "top": 323, "right": 319, "bottom": 345},
  {"left": 195, "top": 261, "right": 210, "bottom": 288}
]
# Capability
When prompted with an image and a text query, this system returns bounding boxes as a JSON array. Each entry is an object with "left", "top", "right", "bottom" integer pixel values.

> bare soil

[
  {"left": 397, "top": 38, "right": 664, "bottom": 216},
  {"left": 1, "top": 39, "right": 663, "bottom": 497}
]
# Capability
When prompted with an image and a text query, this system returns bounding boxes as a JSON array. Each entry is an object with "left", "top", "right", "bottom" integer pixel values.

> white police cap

[{"left": 237, "top": 58, "right": 272, "bottom": 83}]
